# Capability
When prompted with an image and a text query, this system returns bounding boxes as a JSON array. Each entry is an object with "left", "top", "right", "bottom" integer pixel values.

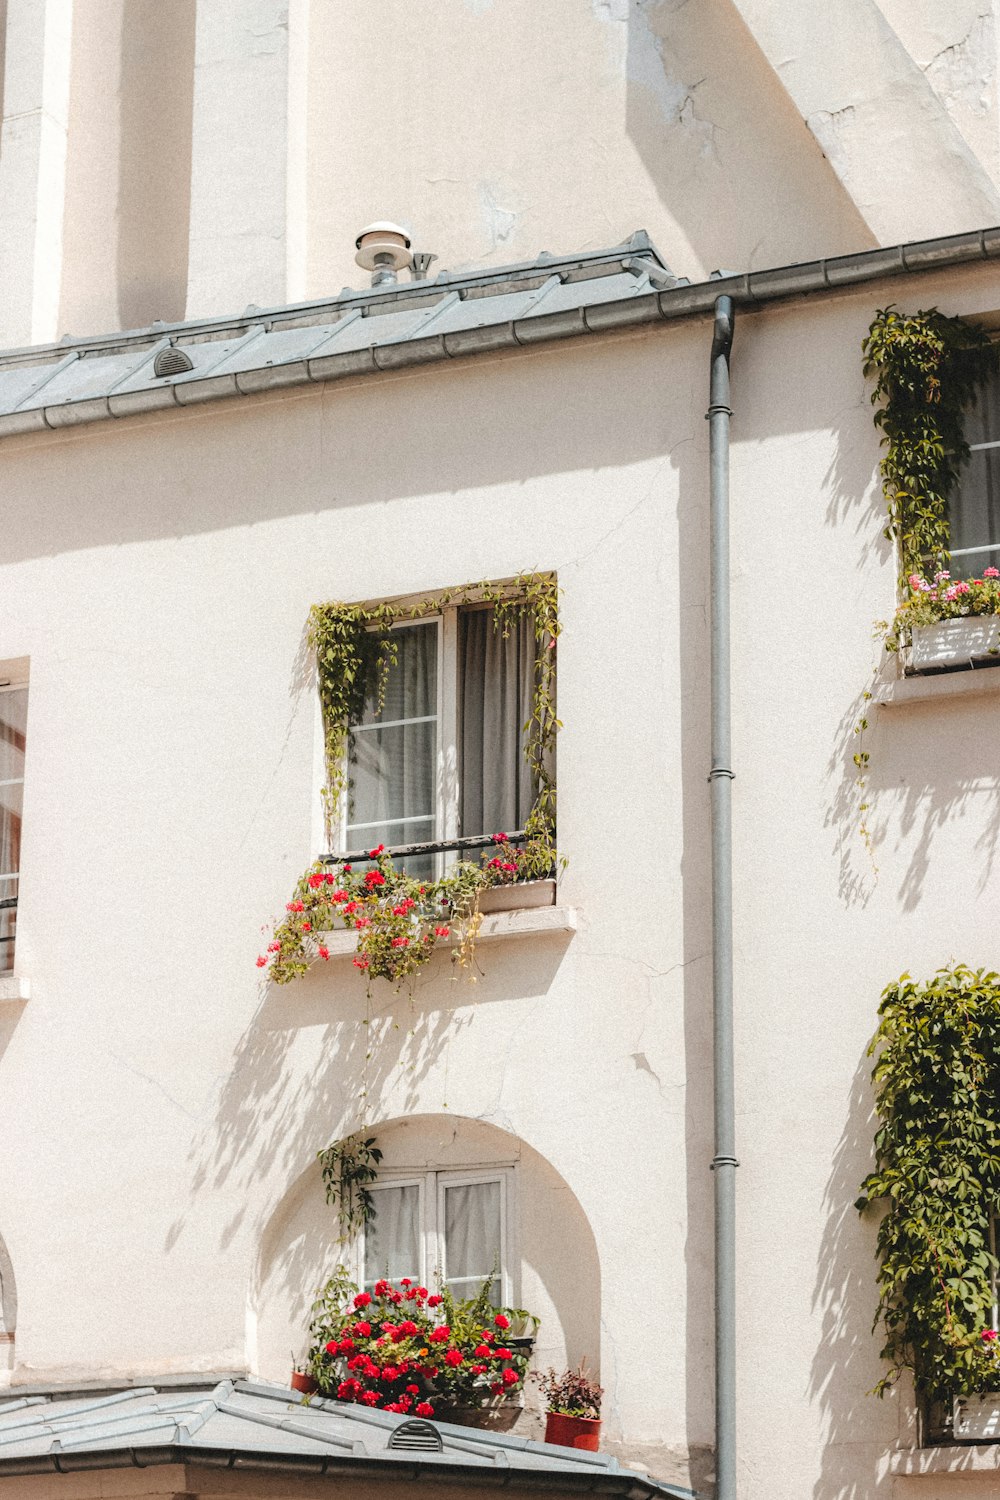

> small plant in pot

[
  {"left": 537, "top": 1362, "right": 603, "bottom": 1450},
  {"left": 290, "top": 1355, "right": 318, "bottom": 1396}
]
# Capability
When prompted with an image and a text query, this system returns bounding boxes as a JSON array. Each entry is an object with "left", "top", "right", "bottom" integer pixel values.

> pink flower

[
  {"left": 985, "top": 567, "right": 999, "bottom": 579},
  {"left": 267, "top": 942, "right": 281, "bottom": 953},
  {"left": 434, "top": 925, "right": 450, "bottom": 938},
  {"left": 391, "top": 936, "right": 409, "bottom": 948},
  {"left": 256, "top": 955, "right": 267, "bottom": 967},
  {"left": 318, "top": 945, "right": 330, "bottom": 960},
  {"left": 983, "top": 1329, "right": 998, "bottom": 1343}
]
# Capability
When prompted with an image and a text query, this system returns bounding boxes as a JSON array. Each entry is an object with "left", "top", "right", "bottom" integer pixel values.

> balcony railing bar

[
  {"left": 0, "top": 897, "right": 16, "bottom": 912},
  {"left": 320, "top": 831, "right": 528, "bottom": 866}
]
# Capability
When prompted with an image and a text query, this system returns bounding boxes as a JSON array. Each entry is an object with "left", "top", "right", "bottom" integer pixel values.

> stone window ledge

[
  {"left": 316, "top": 904, "right": 577, "bottom": 958},
  {"left": 0, "top": 976, "right": 29, "bottom": 1003},
  {"left": 876, "top": 665, "right": 1000, "bottom": 708},
  {"left": 891, "top": 1444, "right": 1000, "bottom": 1479}
]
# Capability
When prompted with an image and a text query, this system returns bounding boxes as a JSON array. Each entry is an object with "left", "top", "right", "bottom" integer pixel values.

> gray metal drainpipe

[{"left": 707, "top": 294, "right": 738, "bottom": 1500}]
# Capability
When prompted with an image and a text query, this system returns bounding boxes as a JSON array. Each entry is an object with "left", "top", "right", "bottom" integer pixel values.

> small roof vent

[
  {"left": 153, "top": 346, "right": 194, "bottom": 378},
  {"left": 387, "top": 1418, "right": 444, "bottom": 1452}
]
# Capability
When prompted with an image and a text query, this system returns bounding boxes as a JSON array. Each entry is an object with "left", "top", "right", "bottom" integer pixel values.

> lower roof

[{"left": 0, "top": 1377, "right": 696, "bottom": 1498}]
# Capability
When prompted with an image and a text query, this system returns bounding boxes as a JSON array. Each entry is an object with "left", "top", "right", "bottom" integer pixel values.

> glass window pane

[
  {"left": 951, "top": 446, "right": 1000, "bottom": 577},
  {"left": 342, "top": 818, "right": 435, "bottom": 881},
  {"left": 358, "top": 623, "right": 437, "bottom": 726},
  {"left": 0, "top": 689, "right": 27, "bottom": 785},
  {"left": 348, "top": 723, "right": 435, "bottom": 827},
  {"left": 364, "top": 1185, "right": 421, "bottom": 1291},
  {"left": 444, "top": 1181, "right": 502, "bottom": 1305}
]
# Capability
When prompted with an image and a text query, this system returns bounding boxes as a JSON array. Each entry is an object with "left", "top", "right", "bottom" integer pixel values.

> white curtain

[
  {"left": 364, "top": 1184, "right": 421, "bottom": 1289},
  {"left": 444, "top": 1181, "right": 501, "bottom": 1305},
  {"left": 952, "top": 367, "right": 1000, "bottom": 574},
  {"left": 459, "top": 610, "right": 535, "bottom": 837}
]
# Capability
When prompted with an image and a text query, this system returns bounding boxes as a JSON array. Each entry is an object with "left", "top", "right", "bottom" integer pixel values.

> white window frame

[
  {"left": 356, "top": 1167, "right": 516, "bottom": 1307},
  {"left": 0, "top": 670, "right": 29, "bottom": 979}
]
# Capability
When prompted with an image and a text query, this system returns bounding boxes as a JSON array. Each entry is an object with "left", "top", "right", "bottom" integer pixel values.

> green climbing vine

[
  {"left": 863, "top": 306, "right": 997, "bottom": 580},
  {"left": 318, "top": 1133, "right": 383, "bottom": 1240},
  {"left": 858, "top": 965, "right": 1000, "bottom": 1403}
]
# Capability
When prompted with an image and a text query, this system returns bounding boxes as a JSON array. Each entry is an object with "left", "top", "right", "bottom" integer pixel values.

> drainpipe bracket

[{"left": 710, "top": 1156, "right": 741, "bottom": 1171}]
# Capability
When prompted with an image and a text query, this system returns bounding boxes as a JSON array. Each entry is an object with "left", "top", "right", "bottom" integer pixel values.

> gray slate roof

[
  {"left": 3, "top": 220, "right": 998, "bottom": 444},
  {"left": 0, "top": 231, "right": 680, "bottom": 440},
  {"left": 0, "top": 1377, "right": 696, "bottom": 1496}
]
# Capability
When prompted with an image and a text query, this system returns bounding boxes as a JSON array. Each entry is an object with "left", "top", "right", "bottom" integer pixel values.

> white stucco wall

[{"left": 1, "top": 258, "right": 1000, "bottom": 1497}]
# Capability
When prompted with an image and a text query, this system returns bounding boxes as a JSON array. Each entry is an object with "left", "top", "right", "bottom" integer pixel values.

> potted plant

[
  {"left": 290, "top": 1357, "right": 318, "bottom": 1396},
  {"left": 304, "top": 1266, "right": 538, "bottom": 1425},
  {"left": 537, "top": 1362, "right": 603, "bottom": 1451}
]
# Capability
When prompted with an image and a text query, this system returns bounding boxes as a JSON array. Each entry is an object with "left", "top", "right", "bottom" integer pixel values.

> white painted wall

[
  {"left": 1, "top": 256, "right": 1000, "bottom": 1496},
  {"left": 5, "top": 1, "right": 1000, "bottom": 339}
]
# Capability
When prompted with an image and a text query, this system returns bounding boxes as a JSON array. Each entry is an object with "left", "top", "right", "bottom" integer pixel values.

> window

[
  {"left": 951, "top": 364, "right": 1000, "bottom": 576},
  {"left": 359, "top": 1169, "right": 513, "bottom": 1307},
  {"left": 344, "top": 602, "right": 544, "bottom": 872},
  {"left": 0, "top": 677, "right": 27, "bottom": 977}
]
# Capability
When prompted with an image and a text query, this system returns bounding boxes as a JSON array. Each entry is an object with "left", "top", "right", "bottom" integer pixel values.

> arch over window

[{"left": 252, "top": 1115, "right": 601, "bottom": 1403}]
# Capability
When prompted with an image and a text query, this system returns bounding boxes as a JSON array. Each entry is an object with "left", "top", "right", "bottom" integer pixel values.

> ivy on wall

[
  {"left": 863, "top": 307, "right": 997, "bottom": 579},
  {"left": 857, "top": 966, "right": 1000, "bottom": 1402}
]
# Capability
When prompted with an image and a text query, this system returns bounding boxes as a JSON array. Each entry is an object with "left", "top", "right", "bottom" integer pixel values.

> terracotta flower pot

[
  {"left": 544, "top": 1411, "right": 601, "bottom": 1450},
  {"left": 291, "top": 1370, "right": 318, "bottom": 1395}
]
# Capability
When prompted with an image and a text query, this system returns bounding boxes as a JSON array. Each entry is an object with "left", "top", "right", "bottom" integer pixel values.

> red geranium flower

[
  {"left": 399, "top": 1320, "right": 418, "bottom": 1336},
  {"left": 353, "top": 1292, "right": 372, "bottom": 1309},
  {"left": 502, "top": 1368, "right": 519, "bottom": 1387},
  {"left": 360, "top": 1391, "right": 380, "bottom": 1406},
  {"left": 415, "top": 1401, "right": 435, "bottom": 1417},
  {"left": 494, "top": 1314, "right": 510, "bottom": 1329},
  {"left": 428, "top": 1326, "right": 450, "bottom": 1343},
  {"left": 444, "top": 1349, "right": 463, "bottom": 1367},
  {"left": 474, "top": 1343, "right": 490, "bottom": 1357}
]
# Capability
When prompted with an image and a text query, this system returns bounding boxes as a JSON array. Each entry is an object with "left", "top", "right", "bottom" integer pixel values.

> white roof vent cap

[{"left": 355, "top": 222, "right": 414, "bottom": 286}]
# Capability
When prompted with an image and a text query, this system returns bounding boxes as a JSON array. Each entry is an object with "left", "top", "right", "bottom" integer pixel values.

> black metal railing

[
  {"left": 0, "top": 896, "right": 16, "bottom": 912},
  {"left": 320, "top": 831, "right": 528, "bottom": 866}
]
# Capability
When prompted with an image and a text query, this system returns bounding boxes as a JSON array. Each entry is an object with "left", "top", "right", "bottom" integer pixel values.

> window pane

[
  {"left": 348, "top": 722, "right": 435, "bottom": 827},
  {"left": 0, "top": 689, "right": 27, "bottom": 785},
  {"left": 444, "top": 1181, "right": 502, "bottom": 1306},
  {"left": 348, "top": 624, "right": 437, "bottom": 866},
  {"left": 0, "top": 689, "right": 26, "bottom": 979},
  {"left": 364, "top": 1185, "right": 421, "bottom": 1291},
  {"left": 459, "top": 609, "right": 539, "bottom": 838},
  {"left": 357, "top": 623, "right": 437, "bottom": 726},
  {"left": 343, "top": 818, "right": 435, "bottom": 881},
  {"left": 951, "top": 447, "right": 1000, "bottom": 577}
]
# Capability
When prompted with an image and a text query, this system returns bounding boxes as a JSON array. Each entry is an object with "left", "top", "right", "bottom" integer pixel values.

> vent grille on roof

[
  {"left": 387, "top": 1419, "right": 444, "bottom": 1452},
  {"left": 153, "top": 347, "right": 194, "bottom": 378}
]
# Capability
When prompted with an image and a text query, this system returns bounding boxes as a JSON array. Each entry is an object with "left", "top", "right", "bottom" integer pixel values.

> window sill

[
  {"left": 0, "top": 975, "right": 29, "bottom": 1003},
  {"left": 316, "top": 901, "right": 576, "bottom": 958},
  {"left": 891, "top": 1444, "right": 1000, "bottom": 1479},
  {"left": 875, "top": 664, "right": 1000, "bottom": 708}
]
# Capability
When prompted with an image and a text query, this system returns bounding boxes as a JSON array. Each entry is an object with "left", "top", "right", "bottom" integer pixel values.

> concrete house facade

[{"left": 3, "top": 5, "right": 1000, "bottom": 1500}]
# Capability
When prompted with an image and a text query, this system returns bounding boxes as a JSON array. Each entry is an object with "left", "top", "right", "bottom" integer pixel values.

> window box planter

[
  {"left": 477, "top": 879, "right": 556, "bottom": 914},
  {"left": 953, "top": 1393, "right": 1000, "bottom": 1442},
  {"left": 442, "top": 1400, "right": 523, "bottom": 1432},
  {"left": 909, "top": 617, "right": 1000, "bottom": 674}
]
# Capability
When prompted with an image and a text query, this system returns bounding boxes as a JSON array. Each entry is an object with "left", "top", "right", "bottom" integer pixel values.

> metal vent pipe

[{"left": 707, "top": 293, "right": 737, "bottom": 1500}]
